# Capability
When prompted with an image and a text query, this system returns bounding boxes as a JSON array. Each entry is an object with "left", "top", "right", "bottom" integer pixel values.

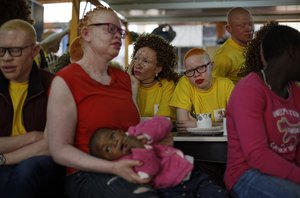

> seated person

[
  {"left": 224, "top": 25, "right": 300, "bottom": 198},
  {"left": 128, "top": 34, "right": 179, "bottom": 120},
  {"left": 90, "top": 116, "right": 229, "bottom": 197},
  {"left": 89, "top": 116, "right": 193, "bottom": 189},
  {"left": 170, "top": 48, "right": 234, "bottom": 132}
]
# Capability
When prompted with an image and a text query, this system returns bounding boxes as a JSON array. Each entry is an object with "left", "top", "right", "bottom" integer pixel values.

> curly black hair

[
  {"left": 132, "top": 33, "right": 180, "bottom": 83},
  {"left": 238, "top": 21, "right": 278, "bottom": 77},
  {"left": 0, "top": 0, "right": 34, "bottom": 26}
]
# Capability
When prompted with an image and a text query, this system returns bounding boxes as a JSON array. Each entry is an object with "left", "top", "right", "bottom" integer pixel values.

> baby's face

[{"left": 96, "top": 130, "right": 142, "bottom": 160}]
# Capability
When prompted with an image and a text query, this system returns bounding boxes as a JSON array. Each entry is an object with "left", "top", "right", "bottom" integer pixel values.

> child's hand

[
  {"left": 136, "top": 134, "right": 148, "bottom": 145},
  {"left": 126, "top": 136, "right": 145, "bottom": 149}
]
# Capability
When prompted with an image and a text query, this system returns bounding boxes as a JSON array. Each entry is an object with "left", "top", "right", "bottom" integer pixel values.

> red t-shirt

[{"left": 57, "top": 64, "right": 140, "bottom": 172}]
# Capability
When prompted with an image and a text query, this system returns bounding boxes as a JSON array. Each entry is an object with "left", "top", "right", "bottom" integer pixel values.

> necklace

[
  {"left": 141, "top": 79, "right": 156, "bottom": 85},
  {"left": 260, "top": 69, "right": 272, "bottom": 90}
]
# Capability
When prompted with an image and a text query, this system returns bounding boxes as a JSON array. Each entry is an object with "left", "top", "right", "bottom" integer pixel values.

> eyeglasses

[
  {"left": 0, "top": 44, "right": 33, "bottom": 57},
  {"left": 88, "top": 23, "right": 128, "bottom": 39},
  {"left": 184, "top": 62, "right": 211, "bottom": 77}
]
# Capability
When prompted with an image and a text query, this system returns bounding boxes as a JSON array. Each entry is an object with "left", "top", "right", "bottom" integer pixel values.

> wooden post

[{"left": 69, "top": 0, "right": 80, "bottom": 44}]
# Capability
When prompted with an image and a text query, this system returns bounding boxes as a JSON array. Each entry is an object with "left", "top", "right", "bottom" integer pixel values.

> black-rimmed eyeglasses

[
  {"left": 0, "top": 44, "right": 34, "bottom": 57},
  {"left": 88, "top": 23, "right": 128, "bottom": 39},
  {"left": 184, "top": 62, "right": 211, "bottom": 77}
]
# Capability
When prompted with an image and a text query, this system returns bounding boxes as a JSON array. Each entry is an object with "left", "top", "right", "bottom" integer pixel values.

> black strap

[{"left": 38, "top": 49, "right": 48, "bottom": 69}]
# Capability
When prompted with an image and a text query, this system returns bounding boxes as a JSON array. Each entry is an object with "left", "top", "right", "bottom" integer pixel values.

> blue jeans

[
  {"left": 64, "top": 171, "right": 159, "bottom": 198},
  {"left": 0, "top": 156, "right": 65, "bottom": 198},
  {"left": 232, "top": 169, "right": 300, "bottom": 198},
  {"left": 157, "top": 169, "right": 229, "bottom": 198}
]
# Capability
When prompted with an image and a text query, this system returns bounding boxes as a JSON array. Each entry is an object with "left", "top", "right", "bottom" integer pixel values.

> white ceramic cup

[{"left": 196, "top": 113, "right": 212, "bottom": 128}]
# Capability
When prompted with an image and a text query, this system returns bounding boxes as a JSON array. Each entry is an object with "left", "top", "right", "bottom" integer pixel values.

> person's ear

[
  {"left": 225, "top": 24, "right": 232, "bottom": 34},
  {"left": 155, "top": 66, "right": 163, "bottom": 75},
  {"left": 32, "top": 44, "right": 40, "bottom": 58},
  {"left": 81, "top": 27, "right": 91, "bottom": 42}
]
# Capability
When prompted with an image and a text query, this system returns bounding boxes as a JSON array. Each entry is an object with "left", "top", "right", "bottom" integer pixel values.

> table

[
  {"left": 174, "top": 134, "right": 228, "bottom": 185},
  {"left": 174, "top": 134, "right": 228, "bottom": 163}
]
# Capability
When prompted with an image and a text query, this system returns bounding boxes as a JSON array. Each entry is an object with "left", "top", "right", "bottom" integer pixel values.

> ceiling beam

[
  {"left": 109, "top": 0, "right": 300, "bottom": 10},
  {"left": 125, "top": 14, "right": 300, "bottom": 24}
]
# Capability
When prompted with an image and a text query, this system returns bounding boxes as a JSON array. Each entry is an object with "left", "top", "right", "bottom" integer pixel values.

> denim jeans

[
  {"left": 232, "top": 169, "right": 300, "bottom": 198},
  {"left": 157, "top": 169, "right": 229, "bottom": 198},
  {"left": 0, "top": 156, "right": 65, "bottom": 198},
  {"left": 64, "top": 171, "right": 159, "bottom": 198}
]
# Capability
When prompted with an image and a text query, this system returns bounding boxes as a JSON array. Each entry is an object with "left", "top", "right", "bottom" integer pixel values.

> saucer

[{"left": 186, "top": 126, "right": 223, "bottom": 135}]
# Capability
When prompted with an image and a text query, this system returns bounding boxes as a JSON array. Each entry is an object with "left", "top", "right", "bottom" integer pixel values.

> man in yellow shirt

[
  {"left": 170, "top": 48, "right": 234, "bottom": 132},
  {"left": 212, "top": 7, "right": 254, "bottom": 84},
  {"left": 0, "top": 19, "right": 64, "bottom": 198}
]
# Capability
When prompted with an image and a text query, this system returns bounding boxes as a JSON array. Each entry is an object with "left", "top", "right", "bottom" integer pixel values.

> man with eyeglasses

[
  {"left": 170, "top": 48, "right": 234, "bottom": 132},
  {"left": 0, "top": 19, "right": 65, "bottom": 198}
]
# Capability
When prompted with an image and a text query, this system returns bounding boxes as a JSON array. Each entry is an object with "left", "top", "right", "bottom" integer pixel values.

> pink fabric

[
  {"left": 152, "top": 144, "right": 193, "bottom": 189},
  {"left": 125, "top": 116, "right": 193, "bottom": 189},
  {"left": 128, "top": 115, "right": 172, "bottom": 143},
  {"left": 224, "top": 72, "right": 300, "bottom": 190},
  {"left": 121, "top": 148, "right": 161, "bottom": 178}
]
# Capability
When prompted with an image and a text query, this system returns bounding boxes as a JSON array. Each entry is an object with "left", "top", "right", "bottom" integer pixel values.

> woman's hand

[
  {"left": 127, "top": 61, "right": 140, "bottom": 111},
  {"left": 176, "top": 120, "right": 197, "bottom": 132},
  {"left": 111, "top": 160, "right": 151, "bottom": 184},
  {"left": 176, "top": 109, "right": 197, "bottom": 132},
  {"left": 128, "top": 63, "right": 140, "bottom": 91}
]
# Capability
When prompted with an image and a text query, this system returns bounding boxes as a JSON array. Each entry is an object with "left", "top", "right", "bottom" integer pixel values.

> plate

[{"left": 186, "top": 126, "right": 224, "bottom": 136}]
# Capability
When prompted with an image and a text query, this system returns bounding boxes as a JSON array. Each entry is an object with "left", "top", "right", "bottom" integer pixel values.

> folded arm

[
  {"left": 4, "top": 135, "right": 48, "bottom": 165},
  {"left": 176, "top": 108, "right": 197, "bottom": 132},
  {"left": 0, "top": 131, "right": 43, "bottom": 154}
]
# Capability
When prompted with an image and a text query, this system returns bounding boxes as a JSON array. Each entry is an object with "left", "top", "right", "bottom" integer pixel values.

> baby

[{"left": 89, "top": 116, "right": 194, "bottom": 189}]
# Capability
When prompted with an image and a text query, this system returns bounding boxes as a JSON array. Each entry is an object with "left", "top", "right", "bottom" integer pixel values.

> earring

[{"left": 155, "top": 73, "right": 158, "bottom": 77}]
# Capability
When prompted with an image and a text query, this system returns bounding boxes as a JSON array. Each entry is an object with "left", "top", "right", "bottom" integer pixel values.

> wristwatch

[{"left": 0, "top": 154, "right": 6, "bottom": 165}]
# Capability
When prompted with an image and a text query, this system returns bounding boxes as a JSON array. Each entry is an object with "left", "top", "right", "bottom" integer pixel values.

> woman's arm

[
  {"left": 127, "top": 62, "right": 140, "bottom": 115},
  {"left": 176, "top": 108, "right": 197, "bottom": 132}
]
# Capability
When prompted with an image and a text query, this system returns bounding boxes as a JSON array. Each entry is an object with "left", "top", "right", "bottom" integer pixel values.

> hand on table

[{"left": 176, "top": 120, "right": 197, "bottom": 132}]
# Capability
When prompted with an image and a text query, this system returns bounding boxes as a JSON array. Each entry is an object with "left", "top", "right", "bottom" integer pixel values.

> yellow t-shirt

[
  {"left": 9, "top": 81, "right": 28, "bottom": 136},
  {"left": 137, "top": 79, "right": 176, "bottom": 120},
  {"left": 170, "top": 76, "right": 234, "bottom": 122},
  {"left": 212, "top": 37, "right": 245, "bottom": 84}
]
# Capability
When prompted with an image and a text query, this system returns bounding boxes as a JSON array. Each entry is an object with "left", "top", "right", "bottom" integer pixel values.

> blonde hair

[
  {"left": 0, "top": 19, "right": 36, "bottom": 43},
  {"left": 77, "top": 5, "right": 115, "bottom": 36},
  {"left": 184, "top": 48, "right": 210, "bottom": 63}
]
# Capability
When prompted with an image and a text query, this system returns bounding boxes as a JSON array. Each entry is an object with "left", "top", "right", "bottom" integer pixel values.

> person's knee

[{"left": 14, "top": 156, "right": 64, "bottom": 179}]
